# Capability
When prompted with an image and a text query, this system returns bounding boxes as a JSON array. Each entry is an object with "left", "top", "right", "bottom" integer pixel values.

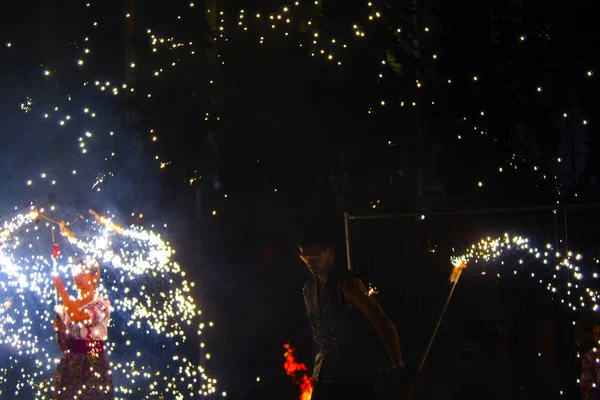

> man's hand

[
  {"left": 391, "top": 366, "right": 414, "bottom": 400},
  {"left": 374, "top": 364, "right": 414, "bottom": 399}
]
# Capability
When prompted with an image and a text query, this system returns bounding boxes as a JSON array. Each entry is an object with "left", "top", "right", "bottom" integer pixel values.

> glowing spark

[{"left": 0, "top": 209, "right": 218, "bottom": 397}]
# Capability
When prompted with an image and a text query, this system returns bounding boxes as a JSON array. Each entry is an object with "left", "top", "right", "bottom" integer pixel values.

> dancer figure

[
  {"left": 52, "top": 256, "right": 113, "bottom": 400},
  {"left": 298, "top": 217, "right": 406, "bottom": 400}
]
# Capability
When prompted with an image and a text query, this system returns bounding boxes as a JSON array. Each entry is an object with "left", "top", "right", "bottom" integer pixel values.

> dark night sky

[{"left": 2, "top": 0, "right": 598, "bottom": 211}]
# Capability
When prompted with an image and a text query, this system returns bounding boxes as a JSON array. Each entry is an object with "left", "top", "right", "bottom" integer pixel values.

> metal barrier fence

[{"left": 344, "top": 203, "right": 600, "bottom": 399}]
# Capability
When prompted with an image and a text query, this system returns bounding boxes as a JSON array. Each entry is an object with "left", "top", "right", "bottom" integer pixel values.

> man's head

[{"left": 297, "top": 217, "right": 338, "bottom": 276}]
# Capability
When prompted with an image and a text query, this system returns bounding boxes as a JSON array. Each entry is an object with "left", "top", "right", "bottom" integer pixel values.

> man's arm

[{"left": 341, "top": 278, "right": 404, "bottom": 367}]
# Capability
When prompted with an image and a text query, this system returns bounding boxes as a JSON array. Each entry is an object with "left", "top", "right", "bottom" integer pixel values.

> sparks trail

[
  {"left": 284, "top": 343, "right": 314, "bottom": 400},
  {"left": 0, "top": 207, "right": 220, "bottom": 398},
  {"left": 451, "top": 233, "right": 600, "bottom": 312},
  {"left": 411, "top": 234, "right": 598, "bottom": 398}
]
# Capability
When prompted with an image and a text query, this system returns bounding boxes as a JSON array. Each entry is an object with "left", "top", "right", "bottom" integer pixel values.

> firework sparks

[
  {"left": 0, "top": 208, "right": 220, "bottom": 398},
  {"left": 453, "top": 233, "right": 600, "bottom": 395},
  {"left": 456, "top": 233, "right": 598, "bottom": 312}
]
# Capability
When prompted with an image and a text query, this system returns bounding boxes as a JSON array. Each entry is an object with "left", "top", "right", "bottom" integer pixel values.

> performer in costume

[
  {"left": 51, "top": 256, "right": 113, "bottom": 400},
  {"left": 298, "top": 216, "right": 407, "bottom": 400}
]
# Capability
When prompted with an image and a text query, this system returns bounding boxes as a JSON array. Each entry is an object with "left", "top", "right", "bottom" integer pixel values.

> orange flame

[{"left": 284, "top": 343, "right": 314, "bottom": 400}]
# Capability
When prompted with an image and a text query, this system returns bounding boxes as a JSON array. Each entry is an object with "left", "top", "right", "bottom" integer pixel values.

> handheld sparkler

[{"left": 33, "top": 210, "right": 82, "bottom": 309}]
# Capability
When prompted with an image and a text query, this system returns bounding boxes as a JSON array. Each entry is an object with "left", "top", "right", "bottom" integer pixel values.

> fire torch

[{"left": 406, "top": 257, "right": 467, "bottom": 399}]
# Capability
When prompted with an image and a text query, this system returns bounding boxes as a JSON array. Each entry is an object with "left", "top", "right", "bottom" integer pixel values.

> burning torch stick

[
  {"left": 89, "top": 209, "right": 124, "bottom": 234},
  {"left": 406, "top": 257, "right": 467, "bottom": 399},
  {"left": 32, "top": 211, "right": 78, "bottom": 239},
  {"left": 31, "top": 210, "right": 80, "bottom": 306}
]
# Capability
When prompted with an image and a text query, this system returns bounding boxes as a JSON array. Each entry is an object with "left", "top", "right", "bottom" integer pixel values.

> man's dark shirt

[{"left": 303, "top": 270, "right": 377, "bottom": 383}]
